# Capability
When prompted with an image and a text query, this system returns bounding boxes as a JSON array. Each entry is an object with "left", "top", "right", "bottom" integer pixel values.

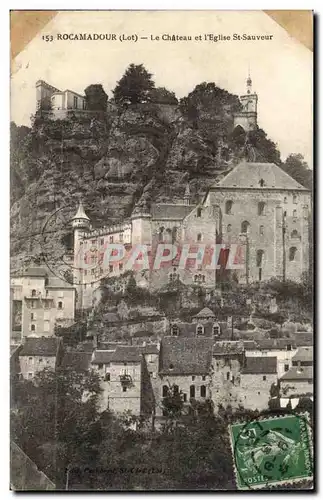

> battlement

[{"left": 85, "top": 222, "right": 131, "bottom": 239}]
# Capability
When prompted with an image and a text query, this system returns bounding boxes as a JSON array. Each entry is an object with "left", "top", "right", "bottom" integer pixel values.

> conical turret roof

[{"left": 72, "top": 201, "right": 90, "bottom": 220}]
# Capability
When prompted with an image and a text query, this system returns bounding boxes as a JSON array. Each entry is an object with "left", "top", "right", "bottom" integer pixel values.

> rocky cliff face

[{"left": 10, "top": 89, "right": 281, "bottom": 271}]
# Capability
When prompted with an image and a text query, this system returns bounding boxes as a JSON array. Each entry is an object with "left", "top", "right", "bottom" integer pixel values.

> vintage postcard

[{"left": 10, "top": 10, "right": 314, "bottom": 491}]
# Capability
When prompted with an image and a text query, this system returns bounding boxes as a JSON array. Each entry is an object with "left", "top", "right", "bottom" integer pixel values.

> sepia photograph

[{"left": 10, "top": 10, "right": 314, "bottom": 491}]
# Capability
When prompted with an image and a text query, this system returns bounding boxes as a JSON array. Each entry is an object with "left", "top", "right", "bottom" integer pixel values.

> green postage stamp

[{"left": 229, "top": 414, "right": 313, "bottom": 490}]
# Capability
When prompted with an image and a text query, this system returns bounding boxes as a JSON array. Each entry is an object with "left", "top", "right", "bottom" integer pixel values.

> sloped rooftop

[
  {"left": 212, "top": 162, "right": 309, "bottom": 191},
  {"left": 292, "top": 346, "right": 313, "bottom": 363},
  {"left": 159, "top": 337, "right": 213, "bottom": 375},
  {"left": 19, "top": 337, "right": 61, "bottom": 357},
  {"left": 280, "top": 366, "right": 313, "bottom": 381},
  {"left": 242, "top": 356, "right": 277, "bottom": 374},
  {"left": 151, "top": 203, "right": 195, "bottom": 221}
]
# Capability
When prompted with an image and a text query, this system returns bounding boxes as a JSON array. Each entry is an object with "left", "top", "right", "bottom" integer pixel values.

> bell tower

[{"left": 233, "top": 73, "right": 258, "bottom": 132}]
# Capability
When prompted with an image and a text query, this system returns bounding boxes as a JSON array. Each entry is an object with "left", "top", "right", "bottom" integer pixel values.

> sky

[{"left": 11, "top": 10, "right": 313, "bottom": 165}]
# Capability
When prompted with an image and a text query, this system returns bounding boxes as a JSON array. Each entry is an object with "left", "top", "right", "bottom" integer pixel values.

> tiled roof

[
  {"left": 255, "top": 339, "right": 296, "bottom": 350},
  {"left": 294, "top": 332, "right": 313, "bottom": 347},
  {"left": 280, "top": 366, "right": 313, "bottom": 381},
  {"left": 213, "top": 341, "right": 244, "bottom": 355},
  {"left": 243, "top": 340, "right": 258, "bottom": 350},
  {"left": 140, "top": 344, "right": 160, "bottom": 355},
  {"left": 92, "top": 350, "right": 115, "bottom": 364},
  {"left": 19, "top": 337, "right": 61, "bottom": 357},
  {"left": 194, "top": 307, "right": 215, "bottom": 318},
  {"left": 22, "top": 267, "right": 48, "bottom": 278},
  {"left": 242, "top": 357, "right": 277, "bottom": 374},
  {"left": 159, "top": 337, "right": 213, "bottom": 375},
  {"left": 212, "top": 162, "right": 308, "bottom": 191},
  {"left": 46, "top": 276, "right": 74, "bottom": 289},
  {"left": 151, "top": 203, "right": 195, "bottom": 220},
  {"left": 76, "top": 341, "right": 95, "bottom": 353},
  {"left": 112, "top": 346, "right": 143, "bottom": 363},
  {"left": 292, "top": 346, "right": 313, "bottom": 363},
  {"left": 61, "top": 351, "right": 92, "bottom": 371}
]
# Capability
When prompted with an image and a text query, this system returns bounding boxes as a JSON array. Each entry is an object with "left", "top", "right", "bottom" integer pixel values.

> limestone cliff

[{"left": 10, "top": 87, "right": 281, "bottom": 271}]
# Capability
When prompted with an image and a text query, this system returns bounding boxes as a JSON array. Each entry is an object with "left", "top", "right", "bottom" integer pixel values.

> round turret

[{"left": 72, "top": 201, "right": 90, "bottom": 230}]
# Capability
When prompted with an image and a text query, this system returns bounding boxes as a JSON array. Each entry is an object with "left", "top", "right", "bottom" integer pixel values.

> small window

[
  {"left": 31, "top": 300, "right": 36, "bottom": 309},
  {"left": 260, "top": 225, "right": 264, "bottom": 235},
  {"left": 291, "top": 230, "right": 299, "bottom": 239},
  {"left": 284, "top": 364, "right": 289, "bottom": 372},
  {"left": 226, "top": 372, "right": 230, "bottom": 381},
  {"left": 289, "top": 247, "right": 297, "bottom": 262},
  {"left": 259, "top": 178, "right": 265, "bottom": 187},
  {"left": 293, "top": 210, "right": 297, "bottom": 218},
  {"left": 227, "top": 224, "right": 232, "bottom": 233},
  {"left": 196, "top": 324, "right": 204, "bottom": 335},
  {"left": 58, "top": 301, "right": 63, "bottom": 309},
  {"left": 258, "top": 202, "right": 265, "bottom": 215},
  {"left": 82, "top": 99, "right": 86, "bottom": 110},
  {"left": 284, "top": 197, "right": 288, "bottom": 203},
  {"left": 162, "top": 385, "right": 169, "bottom": 397},
  {"left": 31, "top": 313, "right": 34, "bottom": 321},
  {"left": 29, "top": 357, "right": 33, "bottom": 361},
  {"left": 100, "top": 238, "right": 104, "bottom": 246},
  {"left": 287, "top": 344, "right": 292, "bottom": 351},
  {"left": 119, "top": 233, "right": 124, "bottom": 242},
  {"left": 192, "top": 376, "right": 195, "bottom": 381},
  {"left": 200, "top": 385, "right": 206, "bottom": 398},
  {"left": 171, "top": 324, "right": 179, "bottom": 336},
  {"left": 98, "top": 363, "right": 103, "bottom": 369},
  {"left": 169, "top": 363, "right": 174, "bottom": 370},
  {"left": 183, "top": 394, "right": 187, "bottom": 402},
  {"left": 225, "top": 200, "right": 233, "bottom": 215},
  {"left": 213, "top": 324, "right": 220, "bottom": 337},
  {"left": 109, "top": 235, "right": 114, "bottom": 243},
  {"left": 39, "top": 358, "right": 43, "bottom": 363},
  {"left": 241, "top": 221, "right": 250, "bottom": 234},
  {"left": 197, "top": 233, "right": 202, "bottom": 242},
  {"left": 197, "top": 207, "right": 202, "bottom": 217},
  {"left": 73, "top": 96, "right": 78, "bottom": 108},
  {"left": 105, "top": 373, "right": 110, "bottom": 381},
  {"left": 119, "top": 263, "right": 123, "bottom": 271},
  {"left": 173, "top": 385, "right": 179, "bottom": 395},
  {"left": 122, "top": 386, "right": 127, "bottom": 392},
  {"left": 31, "top": 289, "right": 37, "bottom": 297},
  {"left": 91, "top": 239, "right": 96, "bottom": 245},
  {"left": 263, "top": 375, "right": 267, "bottom": 381},
  {"left": 190, "top": 385, "right": 195, "bottom": 398},
  {"left": 31, "top": 324, "right": 36, "bottom": 331},
  {"left": 28, "top": 372, "right": 33, "bottom": 379},
  {"left": 293, "top": 195, "right": 297, "bottom": 204},
  {"left": 202, "top": 375, "right": 206, "bottom": 381}
]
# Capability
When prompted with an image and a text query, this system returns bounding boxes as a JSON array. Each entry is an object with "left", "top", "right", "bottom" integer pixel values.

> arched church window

[
  {"left": 241, "top": 221, "right": 250, "bottom": 234},
  {"left": 31, "top": 289, "right": 36, "bottom": 297},
  {"left": 190, "top": 385, "right": 195, "bottom": 398},
  {"left": 258, "top": 202, "right": 265, "bottom": 215},
  {"left": 289, "top": 247, "right": 297, "bottom": 261},
  {"left": 225, "top": 200, "right": 233, "bottom": 215},
  {"left": 200, "top": 385, "right": 206, "bottom": 398}
]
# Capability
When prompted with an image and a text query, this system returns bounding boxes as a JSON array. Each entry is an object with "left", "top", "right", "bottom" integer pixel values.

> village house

[
  {"left": 36, "top": 80, "right": 86, "bottom": 118},
  {"left": 18, "top": 337, "right": 64, "bottom": 380},
  {"left": 157, "top": 337, "right": 213, "bottom": 416},
  {"left": 240, "top": 357, "right": 278, "bottom": 410},
  {"left": 280, "top": 346, "right": 313, "bottom": 397},
  {"left": 91, "top": 344, "right": 160, "bottom": 415},
  {"left": 10, "top": 267, "right": 76, "bottom": 342}
]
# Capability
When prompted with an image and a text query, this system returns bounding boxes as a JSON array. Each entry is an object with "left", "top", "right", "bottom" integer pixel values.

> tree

[
  {"left": 281, "top": 153, "right": 312, "bottom": 190},
  {"left": 113, "top": 64, "right": 155, "bottom": 105},
  {"left": 247, "top": 127, "right": 281, "bottom": 164},
  {"left": 149, "top": 87, "right": 178, "bottom": 105},
  {"left": 11, "top": 368, "right": 102, "bottom": 488},
  {"left": 84, "top": 84, "right": 108, "bottom": 111}
]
